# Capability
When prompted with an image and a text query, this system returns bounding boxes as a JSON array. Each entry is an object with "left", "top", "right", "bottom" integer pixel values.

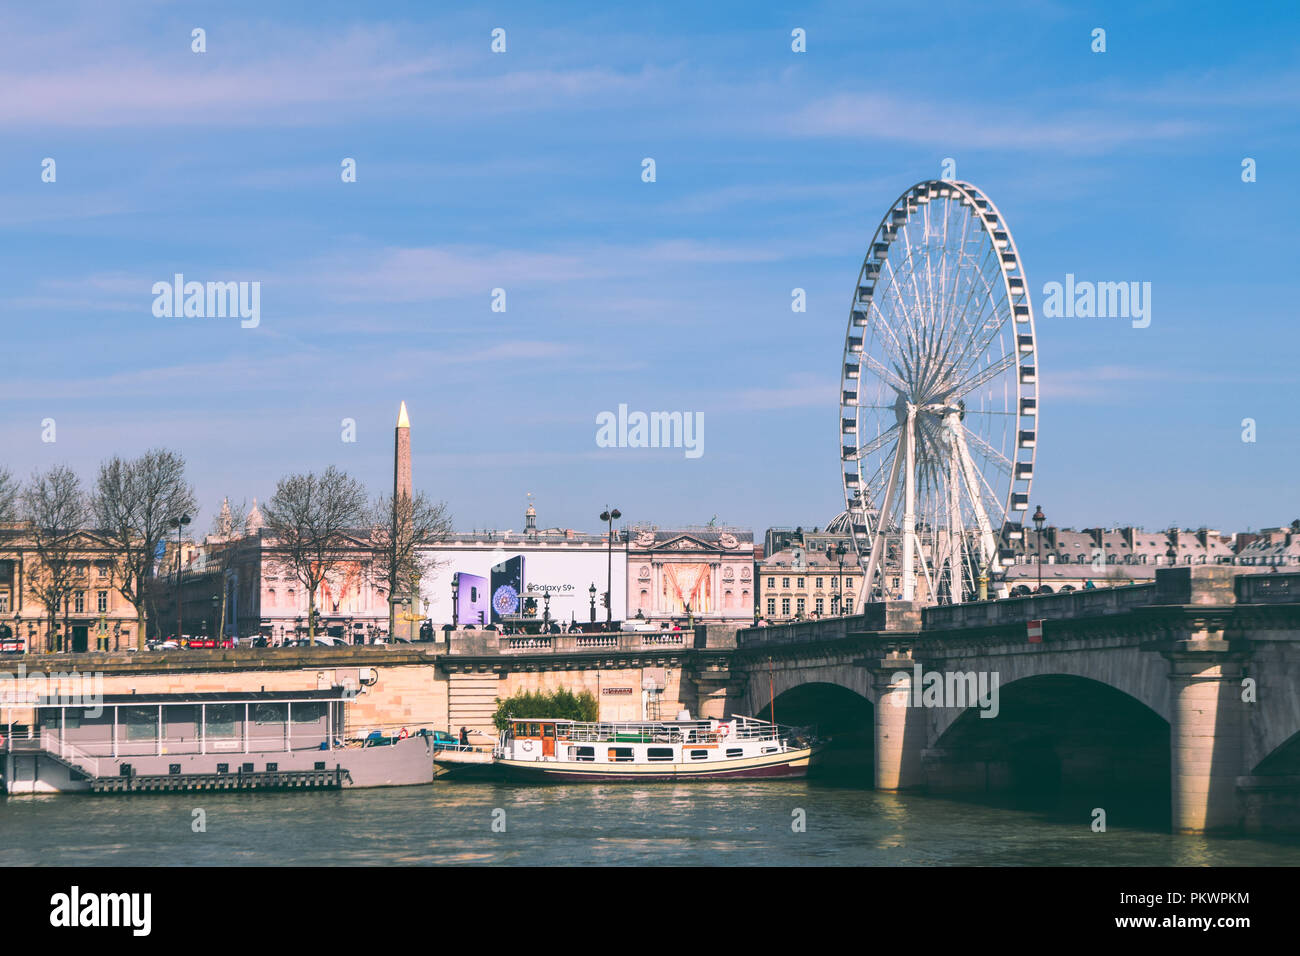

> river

[{"left": 4, "top": 780, "right": 1300, "bottom": 866}]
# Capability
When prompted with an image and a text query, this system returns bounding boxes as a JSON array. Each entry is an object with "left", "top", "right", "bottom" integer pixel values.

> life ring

[
  {"left": 716, "top": 724, "right": 730, "bottom": 739},
  {"left": 398, "top": 727, "right": 409, "bottom": 739},
  {"left": 521, "top": 739, "right": 534, "bottom": 752}
]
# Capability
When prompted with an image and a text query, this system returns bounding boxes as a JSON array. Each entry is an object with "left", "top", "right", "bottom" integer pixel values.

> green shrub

[{"left": 492, "top": 687, "right": 599, "bottom": 731}]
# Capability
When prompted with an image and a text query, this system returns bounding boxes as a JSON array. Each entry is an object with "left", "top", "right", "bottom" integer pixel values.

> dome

[
  {"left": 825, "top": 511, "right": 853, "bottom": 535},
  {"left": 245, "top": 497, "right": 265, "bottom": 533}
]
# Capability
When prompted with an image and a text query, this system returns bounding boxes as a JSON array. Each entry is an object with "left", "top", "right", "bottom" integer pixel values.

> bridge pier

[
  {"left": 870, "top": 649, "right": 925, "bottom": 791},
  {"left": 1165, "top": 635, "right": 1246, "bottom": 834}
]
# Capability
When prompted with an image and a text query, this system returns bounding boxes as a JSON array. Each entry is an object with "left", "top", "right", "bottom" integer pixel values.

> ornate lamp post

[
  {"left": 589, "top": 582, "right": 597, "bottom": 624},
  {"left": 825, "top": 542, "right": 847, "bottom": 614},
  {"left": 1032, "top": 505, "right": 1046, "bottom": 594},
  {"left": 170, "top": 514, "right": 190, "bottom": 640},
  {"left": 600, "top": 507, "right": 621, "bottom": 629}
]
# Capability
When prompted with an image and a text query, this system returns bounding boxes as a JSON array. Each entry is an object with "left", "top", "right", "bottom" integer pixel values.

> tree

[
  {"left": 91, "top": 449, "right": 197, "bottom": 650},
  {"left": 208, "top": 497, "right": 248, "bottom": 642},
  {"left": 492, "top": 688, "right": 599, "bottom": 732},
  {"left": 0, "top": 465, "right": 18, "bottom": 524},
  {"left": 262, "top": 466, "right": 368, "bottom": 639},
  {"left": 369, "top": 490, "right": 453, "bottom": 638},
  {"left": 20, "top": 466, "right": 89, "bottom": 652}
]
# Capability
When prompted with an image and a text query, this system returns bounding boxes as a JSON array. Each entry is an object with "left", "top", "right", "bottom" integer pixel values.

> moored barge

[{"left": 484, "top": 716, "right": 818, "bottom": 782}]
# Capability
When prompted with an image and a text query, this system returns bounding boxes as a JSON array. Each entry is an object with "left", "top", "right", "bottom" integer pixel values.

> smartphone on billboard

[
  {"left": 490, "top": 556, "right": 525, "bottom": 624},
  {"left": 454, "top": 571, "right": 489, "bottom": 626}
]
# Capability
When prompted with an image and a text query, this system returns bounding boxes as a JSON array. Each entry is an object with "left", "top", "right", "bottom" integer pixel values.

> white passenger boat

[{"left": 488, "top": 716, "right": 818, "bottom": 782}]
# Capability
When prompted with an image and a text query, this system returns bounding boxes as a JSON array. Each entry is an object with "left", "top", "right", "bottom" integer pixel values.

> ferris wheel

[{"left": 839, "top": 179, "right": 1037, "bottom": 605}]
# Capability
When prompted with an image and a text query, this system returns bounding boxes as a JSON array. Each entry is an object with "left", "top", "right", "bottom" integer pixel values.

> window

[
  {"left": 845, "top": 576, "right": 854, "bottom": 589},
  {"left": 782, "top": 577, "right": 790, "bottom": 589},
  {"left": 647, "top": 747, "right": 675, "bottom": 762},
  {"left": 0, "top": 594, "right": 8, "bottom": 613},
  {"left": 845, "top": 600, "right": 854, "bottom": 614},
  {"left": 796, "top": 577, "right": 804, "bottom": 588},
  {"left": 796, "top": 598, "right": 805, "bottom": 615},
  {"left": 122, "top": 706, "right": 157, "bottom": 741},
  {"left": 766, "top": 598, "right": 776, "bottom": 615},
  {"left": 831, "top": 577, "right": 838, "bottom": 589},
  {"left": 74, "top": 591, "right": 85, "bottom": 613},
  {"left": 815, "top": 597, "right": 824, "bottom": 614},
  {"left": 607, "top": 747, "right": 634, "bottom": 762},
  {"left": 726, "top": 748, "right": 743, "bottom": 758},
  {"left": 253, "top": 703, "right": 286, "bottom": 725},
  {"left": 767, "top": 577, "right": 775, "bottom": 587},
  {"left": 573, "top": 746, "right": 595, "bottom": 762},
  {"left": 206, "top": 704, "right": 242, "bottom": 739},
  {"left": 97, "top": 591, "right": 108, "bottom": 613},
  {"left": 96, "top": 562, "right": 108, "bottom": 578},
  {"left": 781, "top": 598, "right": 790, "bottom": 616},
  {"left": 815, "top": 577, "right": 823, "bottom": 588},
  {"left": 689, "top": 750, "right": 709, "bottom": 761}
]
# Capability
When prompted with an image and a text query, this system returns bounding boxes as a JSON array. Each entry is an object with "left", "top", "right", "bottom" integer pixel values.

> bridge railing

[
  {"left": 1236, "top": 572, "right": 1300, "bottom": 605},
  {"left": 922, "top": 583, "right": 1156, "bottom": 631}
]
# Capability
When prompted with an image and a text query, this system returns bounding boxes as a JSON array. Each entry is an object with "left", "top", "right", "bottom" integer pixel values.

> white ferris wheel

[{"left": 840, "top": 179, "right": 1038, "bottom": 605}]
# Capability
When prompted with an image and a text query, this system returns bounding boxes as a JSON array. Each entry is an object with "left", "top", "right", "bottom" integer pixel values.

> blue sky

[{"left": 1, "top": 0, "right": 1296, "bottom": 537}]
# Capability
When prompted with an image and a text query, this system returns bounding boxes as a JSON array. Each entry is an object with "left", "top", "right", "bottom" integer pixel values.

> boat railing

[{"left": 531, "top": 718, "right": 794, "bottom": 745}]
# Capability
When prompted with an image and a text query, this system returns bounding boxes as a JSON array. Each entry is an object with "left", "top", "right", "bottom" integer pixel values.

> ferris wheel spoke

[{"left": 946, "top": 352, "right": 1018, "bottom": 402}]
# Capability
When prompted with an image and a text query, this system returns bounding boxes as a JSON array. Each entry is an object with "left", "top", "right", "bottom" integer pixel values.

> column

[
  {"left": 870, "top": 649, "right": 926, "bottom": 791},
  {"left": 1165, "top": 637, "right": 1246, "bottom": 833}
]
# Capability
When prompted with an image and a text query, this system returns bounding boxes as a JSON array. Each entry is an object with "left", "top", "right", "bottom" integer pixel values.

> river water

[{"left": 4, "top": 780, "right": 1300, "bottom": 866}]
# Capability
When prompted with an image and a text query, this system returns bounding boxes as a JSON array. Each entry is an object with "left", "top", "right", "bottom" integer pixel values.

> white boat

[{"left": 480, "top": 716, "right": 818, "bottom": 782}]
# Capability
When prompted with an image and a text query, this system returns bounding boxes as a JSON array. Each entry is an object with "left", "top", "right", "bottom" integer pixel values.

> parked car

[{"left": 414, "top": 729, "right": 460, "bottom": 751}]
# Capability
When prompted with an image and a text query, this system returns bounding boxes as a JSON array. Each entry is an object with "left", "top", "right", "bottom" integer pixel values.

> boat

[{"left": 473, "top": 716, "right": 818, "bottom": 782}]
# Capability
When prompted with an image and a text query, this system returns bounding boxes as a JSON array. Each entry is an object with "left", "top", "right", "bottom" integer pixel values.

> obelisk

[
  {"left": 392, "top": 401, "right": 414, "bottom": 638},
  {"left": 395, "top": 400, "right": 412, "bottom": 501}
]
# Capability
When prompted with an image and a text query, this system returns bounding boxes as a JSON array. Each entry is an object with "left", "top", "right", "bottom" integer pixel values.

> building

[
  {"left": 756, "top": 520, "right": 859, "bottom": 621},
  {"left": 625, "top": 526, "right": 754, "bottom": 625},
  {"left": 0, "top": 527, "right": 141, "bottom": 652}
]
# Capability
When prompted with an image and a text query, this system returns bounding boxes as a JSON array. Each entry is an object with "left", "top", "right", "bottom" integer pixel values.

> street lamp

[
  {"left": 599, "top": 507, "right": 621, "bottom": 629},
  {"left": 589, "top": 583, "right": 597, "bottom": 625},
  {"left": 211, "top": 594, "right": 219, "bottom": 641},
  {"left": 1032, "top": 505, "right": 1046, "bottom": 594},
  {"left": 170, "top": 514, "right": 190, "bottom": 640},
  {"left": 1166, "top": 541, "right": 1178, "bottom": 567},
  {"left": 825, "top": 542, "right": 847, "bottom": 614}
]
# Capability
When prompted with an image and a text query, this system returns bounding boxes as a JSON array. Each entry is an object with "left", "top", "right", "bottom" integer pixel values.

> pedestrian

[{"left": 459, "top": 726, "right": 469, "bottom": 747}]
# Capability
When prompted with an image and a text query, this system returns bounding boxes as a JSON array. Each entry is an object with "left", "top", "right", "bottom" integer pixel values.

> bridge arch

[{"left": 926, "top": 674, "right": 1170, "bottom": 823}]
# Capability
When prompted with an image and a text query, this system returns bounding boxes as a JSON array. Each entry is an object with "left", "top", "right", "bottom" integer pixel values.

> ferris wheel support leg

[
  {"left": 863, "top": 437, "right": 903, "bottom": 602},
  {"left": 953, "top": 424, "right": 1000, "bottom": 572},
  {"left": 948, "top": 438, "right": 965, "bottom": 604},
  {"left": 901, "top": 405, "right": 917, "bottom": 602}
]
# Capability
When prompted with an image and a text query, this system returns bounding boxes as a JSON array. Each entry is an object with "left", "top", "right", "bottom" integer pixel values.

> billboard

[{"left": 421, "top": 547, "right": 627, "bottom": 626}]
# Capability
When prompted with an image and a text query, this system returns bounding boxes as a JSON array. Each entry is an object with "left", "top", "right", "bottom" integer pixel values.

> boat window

[
  {"left": 726, "top": 748, "right": 743, "bottom": 758},
  {"left": 647, "top": 747, "right": 674, "bottom": 762},
  {"left": 761, "top": 746, "right": 777, "bottom": 754},
  {"left": 543, "top": 724, "right": 556, "bottom": 739},
  {"left": 573, "top": 746, "right": 595, "bottom": 762},
  {"left": 690, "top": 749, "right": 709, "bottom": 760},
  {"left": 608, "top": 747, "right": 634, "bottom": 762}
]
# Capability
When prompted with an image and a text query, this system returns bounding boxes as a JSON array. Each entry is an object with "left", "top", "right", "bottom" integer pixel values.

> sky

[{"left": 0, "top": 0, "right": 1296, "bottom": 539}]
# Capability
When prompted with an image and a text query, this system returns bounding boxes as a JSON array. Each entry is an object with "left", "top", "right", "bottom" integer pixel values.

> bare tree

[
  {"left": 20, "top": 466, "right": 89, "bottom": 652},
  {"left": 370, "top": 490, "right": 453, "bottom": 637},
  {"left": 208, "top": 497, "right": 248, "bottom": 641},
  {"left": 91, "top": 449, "right": 197, "bottom": 650},
  {"left": 262, "top": 467, "right": 368, "bottom": 639},
  {"left": 0, "top": 465, "right": 18, "bottom": 524}
]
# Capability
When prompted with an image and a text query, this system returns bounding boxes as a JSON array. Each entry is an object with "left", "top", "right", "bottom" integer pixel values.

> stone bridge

[{"left": 731, "top": 567, "right": 1300, "bottom": 835}]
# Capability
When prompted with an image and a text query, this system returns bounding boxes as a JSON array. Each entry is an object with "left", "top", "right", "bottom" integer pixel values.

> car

[{"left": 414, "top": 729, "right": 460, "bottom": 751}]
